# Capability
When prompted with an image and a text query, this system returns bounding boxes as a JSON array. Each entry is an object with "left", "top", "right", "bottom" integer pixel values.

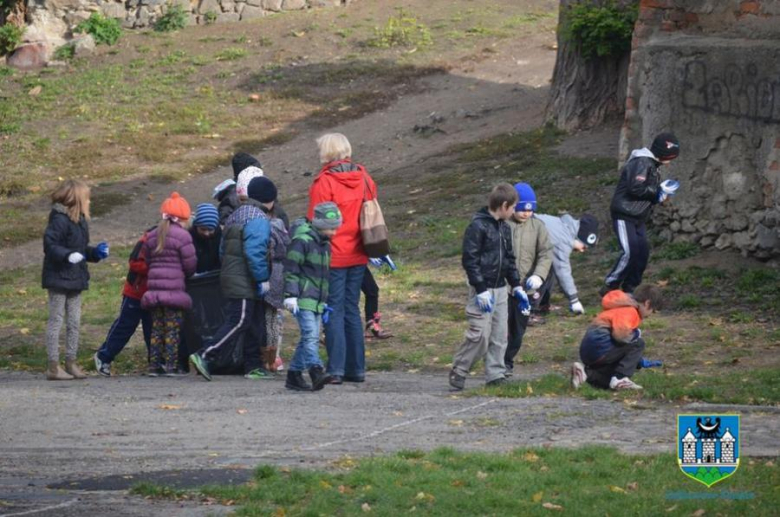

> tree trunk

[{"left": 546, "top": 0, "right": 636, "bottom": 131}]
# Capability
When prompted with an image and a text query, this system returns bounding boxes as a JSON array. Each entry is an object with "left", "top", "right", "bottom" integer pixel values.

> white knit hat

[{"left": 235, "top": 166, "right": 264, "bottom": 197}]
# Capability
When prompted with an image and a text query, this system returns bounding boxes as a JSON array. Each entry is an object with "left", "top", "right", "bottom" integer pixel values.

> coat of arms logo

[{"left": 678, "top": 414, "right": 740, "bottom": 487}]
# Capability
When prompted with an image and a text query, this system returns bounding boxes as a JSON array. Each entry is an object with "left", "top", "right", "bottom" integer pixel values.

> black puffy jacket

[
  {"left": 41, "top": 204, "right": 100, "bottom": 292},
  {"left": 610, "top": 154, "right": 662, "bottom": 222},
  {"left": 462, "top": 207, "right": 521, "bottom": 294}
]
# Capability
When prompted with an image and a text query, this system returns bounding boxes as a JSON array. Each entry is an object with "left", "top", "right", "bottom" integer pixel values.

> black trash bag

[{"left": 181, "top": 271, "right": 244, "bottom": 375}]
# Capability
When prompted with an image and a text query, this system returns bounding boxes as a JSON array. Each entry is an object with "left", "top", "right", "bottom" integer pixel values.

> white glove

[
  {"left": 68, "top": 252, "right": 85, "bottom": 264},
  {"left": 476, "top": 291, "right": 494, "bottom": 313},
  {"left": 525, "top": 275, "right": 543, "bottom": 291},
  {"left": 660, "top": 179, "right": 680, "bottom": 195},
  {"left": 657, "top": 192, "right": 669, "bottom": 203},
  {"left": 570, "top": 301, "right": 585, "bottom": 314},
  {"left": 283, "top": 297, "right": 299, "bottom": 315},
  {"left": 369, "top": 258, "right": 383, "bottom": 267}
]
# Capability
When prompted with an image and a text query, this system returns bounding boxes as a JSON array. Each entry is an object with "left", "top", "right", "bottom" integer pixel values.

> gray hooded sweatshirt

[{"left": 535, "top": 214, "right": 582, "bottom": 305}]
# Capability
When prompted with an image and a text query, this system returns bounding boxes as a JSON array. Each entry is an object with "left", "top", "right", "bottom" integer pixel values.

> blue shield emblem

[{"left": 678, "top": 414, "right": 740, "bottom": 487}]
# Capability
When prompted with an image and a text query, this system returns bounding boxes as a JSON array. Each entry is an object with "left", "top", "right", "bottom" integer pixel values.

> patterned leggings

[
  {"left": 45, "top": 289, "right": 82, "bottom": 362},
  {"left": 265, "top": 306, "right": 283, "bottom": 353},
  {"left": 150, "top": 307, "right": 184, "bottom": 372}
]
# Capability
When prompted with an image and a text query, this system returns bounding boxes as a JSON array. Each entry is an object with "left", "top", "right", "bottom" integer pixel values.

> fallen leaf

[
  {"left": 17, "top": 289, "right": 27, "bottom": 296},
  {"left": 415, "top": 492, "right": 427, "bottom": 500},
  {"left": 526, "top": 383, "right": 534, "bottom": 395},
  {"left": 451, "top": 480, "right": 464, "bottom": 487},
  {"left": 158, "top": 404, "right": 182, "bottom": 410},
  {"left": 523, "top": 452, "right": 540, "bottom": 463},
  {"left": 225, "top": 500, "right": 235, "bottom": 506},
  {"left": 626, "top": 482, "right": 639, "bottom": 491},
  {"left": 609, "top": 485, "right": 626, "bottom": 493},
  {"left": 392, "top": 411, "right": 404, "bottom": 417},
  {"left": 361, "top": 502, "right": 371, "bottom": 512},
  {"left": 476, "top": 471, "right": 488, "bottom": 480},
  {"left": 532, "top": 491, "right": 543, "bottom": 502},
  {"left": 248, "top": 94, "right": 261, "bottom": 102},
  {"left": 692, "top": 510, "right": 705, "bottom": 517},
  {"left": 237, "top": 409, "right": 248, "bottom": 415},
  {"left": 319, "top": 480, "right": 332, "bottom": 489},
  {"left": 665, "top": 505, "right": 677, "bottom": 513},
  {"left": 19, "top": 328, "right": 30, "bottom": 335},
  {"left": 656, "top": 279, "right": 669, "bottom": 287},
  {"left": 28, "top": 85, "right": 42, "bottom": 96},
  {"left": 542, "top": 502, "right": 563, "bottom": 511},
  {"left": 448, "top": 419, "right": 464, "bottom": 427}
]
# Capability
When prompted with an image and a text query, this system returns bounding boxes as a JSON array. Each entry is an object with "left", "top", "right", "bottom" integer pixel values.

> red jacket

[
  {"left": 122, "top": 231, "right": 151, "bottom": 300},
  {"left": 307, "top": 159, "right": 376, "bottom": 268}
]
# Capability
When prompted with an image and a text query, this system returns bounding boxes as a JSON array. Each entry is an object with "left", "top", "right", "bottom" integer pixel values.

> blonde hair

[
  {"left": 154, "top": 218, "right": 171, "bottom": 255},
  {"left": 317, "top": 133, "right": 352, "bottom": 164},
  {"left": 51, "top": 179, "right": 90, "bottom": 223}
]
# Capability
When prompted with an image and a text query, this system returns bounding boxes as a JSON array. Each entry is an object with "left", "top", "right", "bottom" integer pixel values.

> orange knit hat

[{"left": 160, "top": 191, "right": 191, "bottom": 221}]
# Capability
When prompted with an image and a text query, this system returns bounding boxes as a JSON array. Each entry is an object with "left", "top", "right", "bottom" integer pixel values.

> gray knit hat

[{"left": 312, "top": 202, "right": 342, "bottom": 230}]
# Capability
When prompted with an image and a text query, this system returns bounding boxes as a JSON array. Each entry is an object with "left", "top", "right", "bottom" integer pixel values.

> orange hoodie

[
  {"left": 590, "top": 290, "right": 643, "bottom": 343},
  {"left": 307, "top": 160, "right": 376, "bottom": 268}
]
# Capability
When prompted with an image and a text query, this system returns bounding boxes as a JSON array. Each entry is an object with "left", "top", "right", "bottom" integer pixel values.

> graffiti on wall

[{"left": 682, "top": 61, "right": 780, "bottom": 123}]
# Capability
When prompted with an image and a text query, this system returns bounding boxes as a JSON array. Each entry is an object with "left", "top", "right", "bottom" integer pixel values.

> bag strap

[{"left": 362, "top": 174, "right": 374, "bottom": 202}]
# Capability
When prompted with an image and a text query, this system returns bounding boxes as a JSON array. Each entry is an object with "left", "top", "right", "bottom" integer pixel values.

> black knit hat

[
  {"left": 232, "top": 152, "right": 262, "bottom": 180},
  {"left": 577, "top": 214, "right": 599, "bottom": 247},
  {"left": 650, "top": 133, "right": 680, "bottom": 161},
  {"left": 247, "top": 176, "right": 277, "bottom": 204}
]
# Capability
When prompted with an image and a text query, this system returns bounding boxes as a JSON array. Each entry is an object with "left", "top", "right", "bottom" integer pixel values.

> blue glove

[
  {"left": 95, "top": 241, "right": 110, "bottom": 260},
  {"left": 639, "top": 357, "right": 663, "bottom": 369},
  {"left": 660, "top": 179, "right": 680, "bottom": 195},
  {"left": 476, "top": 291, "right": 494, "bottom": 313},
  {"left": 322, "top": 304, "right": 334, "bottom": 325},
  {"left": 512, "top": 287, "right": 530, "bottom": 316},
  {"left": 369, "top": 258, "right": 384, "bottom": 268},
  {"left": 381, "top": 255, "right": 397, "bottom": 271},
  {"left": 257, "top": 281, "right": 270, "bottom": 297}
]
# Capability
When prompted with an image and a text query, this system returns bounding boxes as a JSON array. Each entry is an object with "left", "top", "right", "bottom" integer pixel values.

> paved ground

[{"left": 1, "top": 370, "right": 778, "bottom": 515}]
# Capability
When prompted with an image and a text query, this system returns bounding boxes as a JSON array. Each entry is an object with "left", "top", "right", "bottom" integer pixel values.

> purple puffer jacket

[{"left": 141, "top": 222, "right": 197, "bottom": 311}]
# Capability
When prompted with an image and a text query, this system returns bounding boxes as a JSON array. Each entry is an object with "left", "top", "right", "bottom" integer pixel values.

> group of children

[
  {"left": 42, "top": 131, "right": 680, "bottom": 393},
  {"left": 449, "top": 132, "right": 680, "bottom": 392}
]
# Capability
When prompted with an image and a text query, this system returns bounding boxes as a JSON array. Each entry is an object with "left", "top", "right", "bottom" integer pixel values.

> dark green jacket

[
  {"left": 220, "top": 200, "right": 271, "bottom": 300},
  {"left": 283, "top": 219, "right": 331, "bottom": 314}
]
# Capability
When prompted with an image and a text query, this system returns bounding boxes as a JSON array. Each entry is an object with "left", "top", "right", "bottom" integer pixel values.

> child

[
  {"left": 282, "top": 202, "right": 343, "bottom": 391},
  {"left": 603, "top": 133, "right": 680, "bottom": 295},
  {"left": 503, "top": 183, "right": 554, "bottom": 375},
  {"left": 189, "top": 177, "right": 276, "bottom": 381},
  {"left": 534, "top": 213, "right": 600, "bottom": 315},
  {"left": 190, "top": 203, "right": 222, "bottom": 274},
  {"left": 94, "top": 227, "right": 154, "bottom": 376},
  {"left": 363, "top": 255, "right": 397, "bottom": 339},
  {"left": 449, "top": 183, "right": 526, "bottom": 390},
  {"left": 141, "top": 192, "right": 197, "bottom": 377},
  {"left": 42, "top": 179, "right": 109, "bottom": 380},
  {"left": 571, "top": 284, "right": 664, "bottom": 390},
  {"left": 261, "top": 216, "right": 290, "bottom": 373},
  {"left": 214, "top": 152, "right": 263, "bottom": 224}
]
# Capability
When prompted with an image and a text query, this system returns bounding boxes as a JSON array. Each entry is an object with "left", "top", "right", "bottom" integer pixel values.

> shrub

[
  {"left": 203, "top": 10, "right": 217, "bottom": 25},
  {"left": 75, "top": 13, "right": 122, "bottom": 46},
  {"left": 0, "top": 23, "right": 24, "bottom": 55},
  {"left": 53, "top": 43, "right": 76, "bottom": 61},
  {"left": 155, "top": 4, "right": 188, "bottom": 33},
  {"left": 562, "top": 1, "right": 638, "bottom": 59},
  {"left": 366, "top": 8, "right": 432, "bottom": 49}
]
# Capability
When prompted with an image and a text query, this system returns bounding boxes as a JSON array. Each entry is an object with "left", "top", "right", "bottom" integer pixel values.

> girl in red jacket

[{"left": 307, "top": 133, "right": 378, "bottom": 383}]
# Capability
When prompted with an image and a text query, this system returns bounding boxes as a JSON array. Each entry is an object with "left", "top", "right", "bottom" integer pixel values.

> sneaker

[
  {"left": 448, "top": 370, "right": 465, "bottom": 391},
  {"left": 486, "top": 377, "right": 507, "bottom": 387},
  {"left": 94, "top": 353, "right": 111, "bottom": 377},
  {"left": 571, "top": 362, "right": 587, "bottom": 390},
  {"left": 164, "top": 368, "right": 188, "bottom": 378},
  {"left": 244, "top": 368, "right": 272, "bottom": 380},
  {"left": 147, "top": 365, "right": 165, "bottom": 377},
  {"left": 365, "top": 313, "right": 393, "bottom": 339},
  {"left": 189, "top": 353, "right": 212, "bottom": 381},
  {"left": 505, "top": 367, "right": 513, "bottom": 378},
  {"left": 609, "top": 376, "right": 643, "bottom": 390},
  {"left": 274, "top": 356, "right": 284, "bottom": 372}
]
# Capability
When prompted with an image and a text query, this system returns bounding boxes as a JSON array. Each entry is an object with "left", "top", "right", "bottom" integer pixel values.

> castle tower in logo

[{"left": 678, "top": 415, "right": 740, "bottom": 488}]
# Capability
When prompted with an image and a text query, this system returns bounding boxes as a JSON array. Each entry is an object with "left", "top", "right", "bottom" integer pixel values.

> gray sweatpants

[
  {"left": 452, "top": 285, "right": 508, "bottom": 383},
  {"left": 45, "top": 289, "right": 82, "bottom": 362}
]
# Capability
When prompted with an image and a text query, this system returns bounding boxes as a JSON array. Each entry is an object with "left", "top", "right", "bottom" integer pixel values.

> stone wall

[
  {"left": 24, "top": 0, "right": 355, "bottom": 45},
  {"left": 620, "top": 0, "right": 780, "bottom": 258}
]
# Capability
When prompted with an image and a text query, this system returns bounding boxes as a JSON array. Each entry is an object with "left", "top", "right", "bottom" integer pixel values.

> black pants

[
  {"left": 534, "top": 272, "right": 556, "bottom": 312},
  {"left": 361, "top": 267, "right": 379, "bottom": 322},
  {"left": 605, "top": 218, "right": 649, "bottom": 293},
  {"left": 198, "top": 298, "right": 265, "bottom": 374},
  {"left": 585, "top": 338, "right": 645, "bottom": 389},
  {"left": 503, "top": 295, "right": 529, "bottom": 370}
]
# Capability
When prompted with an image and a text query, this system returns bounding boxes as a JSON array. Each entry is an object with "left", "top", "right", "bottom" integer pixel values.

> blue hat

[
  {"left": 193, "top": 203, "right": 219, "bottom": 229},
  {"left": 513, "top": 182, "right": 537, "bottom": 212}
]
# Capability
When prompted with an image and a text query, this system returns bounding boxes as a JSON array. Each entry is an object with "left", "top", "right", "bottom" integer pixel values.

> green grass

[
  {"left": 654, "top": 241, "right": 699, "bottom": 261},
  {"left": 474, "top": 369, "right": 780, "bottom": 405},
  {"left": 129, "top": 447, "right": 778, "bottom": 515}
]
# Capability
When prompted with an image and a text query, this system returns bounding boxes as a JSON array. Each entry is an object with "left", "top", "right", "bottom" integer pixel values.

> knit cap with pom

[
  {"left": 236, "top": 166, "right": 264, "bottom": 198},
  {"left": 161, "top": 191, "right": 191, "bottom": 221}
]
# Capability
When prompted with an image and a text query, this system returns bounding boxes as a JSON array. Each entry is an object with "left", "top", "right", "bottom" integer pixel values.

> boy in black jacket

[
  {"left": 449, "top": 183, "right": 527, "bottom": 390},
  {"left": 603, "top": 133, "right": 681, "bottom": 295}
]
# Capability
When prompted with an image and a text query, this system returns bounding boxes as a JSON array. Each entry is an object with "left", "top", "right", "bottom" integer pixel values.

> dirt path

[
  {"left": 1, "top": 370, "right": 777, "bottom": 515},
  {"left": 0, "top": 32, "right": 555, "bottom": 272}
]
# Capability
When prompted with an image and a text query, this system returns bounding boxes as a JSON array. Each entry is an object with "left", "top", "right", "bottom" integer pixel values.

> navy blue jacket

[{"left": 41, "top": 204, "right": 100, "bottom": 292}]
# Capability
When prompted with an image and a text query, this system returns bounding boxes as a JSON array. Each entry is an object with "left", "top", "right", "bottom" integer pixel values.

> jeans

[
  {"left": 289, "top": 310, "right": 322, "bottom": 372},
  {"left": 325, "top": 265, "right": 366, "bottom": 377},
  {"left": 97, "top": 296, "right": 152, "bottom": 364}
]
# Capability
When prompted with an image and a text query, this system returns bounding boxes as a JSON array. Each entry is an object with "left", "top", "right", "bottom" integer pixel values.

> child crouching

[
  {"left": 282, "top": 202, "right": 343, "bottom": 391},
  {"left": 571, "top": 285, "right": 663, "bottom": 391}
]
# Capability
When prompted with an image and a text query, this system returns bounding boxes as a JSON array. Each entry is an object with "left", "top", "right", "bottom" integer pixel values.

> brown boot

[
  {"left": 65, "top": 358, "right": 87, "bottom": 379},
  {"left": 47, "top": 360, "right": 74, "bottom": 381}
]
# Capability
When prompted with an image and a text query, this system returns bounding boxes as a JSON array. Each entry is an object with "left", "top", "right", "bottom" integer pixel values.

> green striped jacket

[{"left": 283, "top": 219, "right": 331, "bottom": 314}]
